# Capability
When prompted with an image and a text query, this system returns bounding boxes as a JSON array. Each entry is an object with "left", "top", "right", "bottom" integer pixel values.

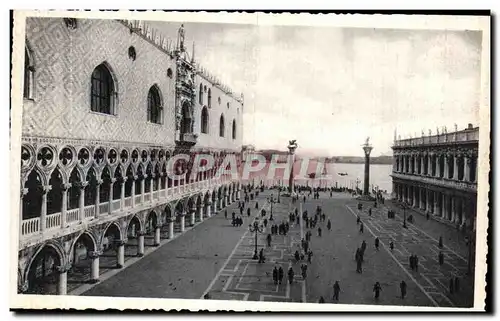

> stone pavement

[
  {"left": 203, "top": 194, "right": 306, "bottom": 302},
  {"left": 81, "top": 188, "right": 266, "bottom": 298},
  {"left": 353, "top": 197, "right": 474, "bottom": 307}
]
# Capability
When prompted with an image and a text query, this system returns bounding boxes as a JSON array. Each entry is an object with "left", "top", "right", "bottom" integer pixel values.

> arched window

[
  {"left": 208, "top": 88, "right": 212, "bottom": 108},
  {"left": 24, "top": 47, "right": 34, "bottom": 99},
  {"left": 91, "top": 63, "right": 116, "bottom": 115},
  {"left": 167, "top": 68, "right": 173, "bottom": 78},
  {"left": 232, "top": 119, "right": 237, "bottom": 140},
  {"left": 201, "top": 107, "right": 209, "bottom": 134},
  {"left": 199, "top": 84, "right": 203, "bottom": 105},
  {"left": 219, "top": 114, "right": 225, "bottom": 137},
  {"left": 180, "top": 102, "right": 192, "bottom": 135},
  {"left": 147, "top": 85, "right": 162, "bottom": 124}
]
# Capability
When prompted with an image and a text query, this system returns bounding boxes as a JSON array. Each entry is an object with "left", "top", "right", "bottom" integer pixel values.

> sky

[{"left": 149, "top": 21, "right": 483, "bottom": 157}]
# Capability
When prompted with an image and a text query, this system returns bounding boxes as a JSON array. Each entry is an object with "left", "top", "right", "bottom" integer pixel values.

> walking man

[
  {"left": 272, "top": 266, "right": 278, "bottom": 285},
  {"left": 333, "top": 281, "right": 341, "bottom": 301},
  {"left": 439, "top": 251, "right": 444, "bottom": 266},
  {"left": 375, "top": 237, "right": 380, "bottom": 251},
  {"left": 359, "top": 222, "right": 364, "bottom": 233},
  {"left": 288, "top": 267, "right": 295, "bottom": 284},
  {"left": 373, "top": 282, "right": 382, "bottom": 300},
  {"left": 327, "top": 219, "right": 332, "bottom": 231},
  {"left": 389, "top": 241, "right": 394, "bottom": 251},
  {"left": 400, "top": 280, "right": 407, "bottom": 299},
  {"left": 278, "top": 266, "right": 284, "bottom": 285},
  {"left": 267, "top": 233, "right": 272, "bottom": 247},
  {"left": 318, "top": 227, "right": 322, "bottom": 237}
]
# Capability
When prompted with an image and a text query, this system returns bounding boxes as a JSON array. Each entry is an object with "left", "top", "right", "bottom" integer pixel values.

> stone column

[
  {"left": 108, "top": 178, "right": 116, "bottom": 215},
  {"left": 436, "top": 154, "right": 441, "bottom": 178},
  {"left": 428, "top": 154, "right": 432, "bottom": 176},
  {"left": 140, "top": 178, "right": 145, "bottom": 203},
  {"left": 362, "top": 143, "right": 373, "bottom": 195},
  {"left": 180, "top": 213, "right": 186, "bottom": 232},
  {"left": 168, "top": 219, "right": 174, "bottom": 239},
  {"left": 56, "top": 265, "right": 69, "bottom": 295},
  {"left": 412, "top": 187, "right": 417, "bottom": 207},
  {"left": 206, "top": 203, "right": 212, "bottom": 218},
  {"left": 419, "top": 188, "right": 424, "bottom": 209},
  {"left": 131, "top": 176, "right": 137, "bottom": 207},
  {"left": 442, "top": 194, "right": 447, "bottom": 219},
  {"left": 120, "top": 178, "right": 126, "bottom": 209},
  {"left": 426, "top": 190, "right": 432, "bottom": 213},
  {"left": 198, "top": 204, "right": 204, "bottom": 222},
  {"left": 89, "top": 251, "right": 100, "bottom": 283},
  {"left": 453, "top": 154, "right": 460, "bottom": 180},
  {"left": 190, "top": 208, "right": 196, "bottom": 226},
  {"left": 413, "top": 155, "right": 417, "bottom": 174},
  {"left": 433, "top": 191, "right": 439, "bottom": 215},
  {"left": 450, "top": 197, "right": 456, "bottom": 222},
  {"left": 20, "top": 188, "right": 27, "bottom": 236},
  {"left": 78, "top": 183, "right": 86, "bottom": 221},
  {"left": 95, "top": 180, "right": 102, "bottom": 218},
  {"left": 117, "top": 240, "right": 125, "bottom": 268},
  {"left": 149, "top": 175, "right": 154, "bottom": 202},
  {"left": 464, "top": 154, "right": 471, "bottom": 182},
  {"left": 420, "top": 155, "right": 425, "bottom": 175},
  {"left": 40, "top": 186, "right": 50, "bottom": 232},
  {"left": 61, "top": 184, "right": 70, "bottom": 227},
  {"left": 154, "top": 226, "right": 161, "bottom": 246},
  {"left": 137, "top": 231, "right": 145, "bottom": 257},
  {"left": 443, "top": 154, "right": 449, "bottom": 178}
]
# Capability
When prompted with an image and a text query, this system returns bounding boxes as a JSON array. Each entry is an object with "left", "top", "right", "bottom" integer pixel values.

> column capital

[
  {"left": 115, "top": 240, "right": 126, "bottom": 247},
  {"left": 61, "top": 183, "right": 72, "bottom": 190},
  {"left": 56, "top": 263, "right": 71, "bottom": 274},
  {"left": 42, "top": 185, "right": 52, "bottom": 193},
  {"left": 96, "top": 179, "right": 104, "bottom": 185},
  {"left": 21, "top": 188, "right": 28, "bottom": 198},
  {"left": 190, "top": 207, "right": 197, "bottom": 213},
  {"left": 78, "top": 181, "right": 89, "bottom": 189},
  {"left": 110, "top": 178, "right": 117, "bottom": 184},
  {"left": 137, "top": 230, "right": 146, "bottom": 236},
  {"left": 88, "top": 250, "right": 102, "bottom": 258},
  {"left": 133, "top": 175, "right": 139, "bottom": 180}
]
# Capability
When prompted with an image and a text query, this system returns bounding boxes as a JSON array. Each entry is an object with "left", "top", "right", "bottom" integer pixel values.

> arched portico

[{"left": 24, "top": 242, "right": 67, "bottom": 295}]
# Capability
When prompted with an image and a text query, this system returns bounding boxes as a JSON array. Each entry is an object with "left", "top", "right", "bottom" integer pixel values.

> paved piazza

[{"left": 81, "top": 189, "right": 473, "bottom": 307}]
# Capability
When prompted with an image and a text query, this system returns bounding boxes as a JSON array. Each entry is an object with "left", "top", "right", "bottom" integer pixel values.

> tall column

[
  {"left": 453, "top": 154, "right": 459, "bottom": 180},
  {"left": 443, "top": 154, "right": 449, "bottom": 178},
  {"left": 131, "top": 176, "right": 137, "bottom": 207},
  {"left": 40, "top": 186, "right": 50, "bottom": 232},
  {"left": 198, "top": 204, "right": 204, "bottom": 222},
  {"left": 413, "top": 155, "right": 417, "bottom": 174},
  {"left": 442, "top": 194, "right": 447, "bottom": 219},
  {"left": 56, "top": 265, "right": 68, "bottom": 295},
  {"left": 89, "top": 251, "right": 100, "bottom": 283},
  {"left": 435, "top": 154, "right": 441, "bottom": 178},
  {"left": 108, "top": 178, "right": 116, "bottom": 215},
  {"left": 190, "top": 208, "right": 196, "bottom": 226},
  {"left": 362, "top": 142, "right": 373, "bottom": 196},
  {"left": 180, "top": 213, "right": 186, "bottom": 232},
  {"left": 213, "top": 198, "right": 218, "bottom": 213},
  {"left": 117, "top": 240, "right": 125, "bottom": 268},
  {"left": 412, "top": 187, "right": 417, "bottom": 207},
  {"left": 419, "top": 188, "right": 424, "bottom": 209},
  {"left": 154, "top": 225, "right": 161, "bottom": 246},
  {"left": 205, "top": 203, "right": 211, "bottom": 218},
  {"left": 95, "top": 180, "right": 102, "bottom": 218},
  {"left": 20, "top": 189, "right": 27, "bottom": 236},
  {"left": 168, "top": 219, "right": 174, "bottom": 239},
  {"left": 450, "top": 197, "right": 456, "bottom": 222},
  {"left": 78, "top": 183, "right": 85, "bottom": 221},
  {"left": 140, "top": 178, "right": 145, "bottom": 203},
  {"left": 61, "top": 184, "right": 70, "bottom": 227},
  {"left": 433, "top": 191, "right": 439, "bottom": 215},
  {"left": 420, "top": 155, "right": 425, "bottom": 175},
  {"left": 137, "top": 231, "right": 145, "bottom": 257},
  {"left": 120, "top": 179, "right": 125, "bottom": 209},
  {"left": 464, "top": 154, "right": 471, "bottom": 182},
  {"left": 428, "top": 154, "right": 432, "bottom": 176},
  {"left": 149, "top": 175, "right": 154, "bottom": 201}
]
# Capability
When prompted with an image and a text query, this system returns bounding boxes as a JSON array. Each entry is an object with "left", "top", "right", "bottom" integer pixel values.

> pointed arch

[
  {"left": 47, "top": 168, "right": 63, "bottom": 215},
  {"left": 201, "top": 106, "right": 209, "bottom": 134},
  {"left": 90, "top": 62, "right": 117, "bottom": 115},
  {"left": 219, "top": 113, "right": 225, "bottom": 137},
  {"left": 232, "top": 119, "right": 237, "bottom": 140},
  {"left": 207, "top": 88, "right": 212, "bottom": 108},
  {"left": 68, "top": 168, "right": 81, "bottom": 210},
  {"left": 23, "top": 169, "right": 43, "bottom": 220},
  {"left": 198, "top": 83, "right": 203, "bottom": 105},
  {"left": 147, "top": 84, "right": 163, "bottom": 124}
]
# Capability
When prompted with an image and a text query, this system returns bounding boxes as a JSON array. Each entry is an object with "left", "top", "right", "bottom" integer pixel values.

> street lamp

[{"left": 249, "top": 221, "right": 264, "bottom": 260}]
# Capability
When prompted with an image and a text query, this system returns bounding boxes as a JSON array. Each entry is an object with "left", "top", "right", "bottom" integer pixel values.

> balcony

[
  {"left": 19, "top": 176, "right": 240, "bottom": 249},
  {"left": 391, "top": 172, "right": 477, "bottom": 193},
  {"left": 178, "top": 132, "right": 198, "bottom": 145}
]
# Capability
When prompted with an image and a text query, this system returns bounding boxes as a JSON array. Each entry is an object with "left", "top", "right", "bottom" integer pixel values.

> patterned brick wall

[{"left": 23, "top": 17, "right": 177, "bottom": 146}]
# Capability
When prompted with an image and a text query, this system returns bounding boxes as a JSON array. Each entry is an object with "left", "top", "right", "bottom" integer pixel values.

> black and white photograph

[{"left": 9, "top": 10, "right": 490, "bottom": 311}]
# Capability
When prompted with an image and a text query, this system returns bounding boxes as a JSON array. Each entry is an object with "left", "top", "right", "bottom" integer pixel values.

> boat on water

[{"left": 338, "top": 172, "right": 348, "bottom": 176}]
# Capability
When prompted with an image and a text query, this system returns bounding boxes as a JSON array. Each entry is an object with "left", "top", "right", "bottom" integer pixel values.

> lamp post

[{"left": 249, "top": 221, "right": 264, "bottom": 260}]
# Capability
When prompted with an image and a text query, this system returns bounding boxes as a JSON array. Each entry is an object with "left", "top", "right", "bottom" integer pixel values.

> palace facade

[
  {"left": 17, "top": 17, "right": 246, "bottom": 295},
  {"left": 391, "top": 124, "right": 478, "bottom": 231}
]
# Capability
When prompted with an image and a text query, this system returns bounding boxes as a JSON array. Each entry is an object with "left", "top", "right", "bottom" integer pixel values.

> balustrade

[
  {"left": 124, "top": 197, "right": 132, "bottom": 208},
  {"left": 84, "top": 205, "right": 95, "bottom": 219},
  {"left": 46, "top": 213, "right": 61, "bottom": 230},
  {"left": 66, "top": 208, "right": 80, "bottom": 223}
]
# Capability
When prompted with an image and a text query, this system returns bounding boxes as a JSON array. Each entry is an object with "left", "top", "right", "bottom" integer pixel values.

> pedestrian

[
  {"left": 295, "top": 250, "right": 300, "bottom": 262},
  {"left": 318, "top": 227, "right": 322, "bottom": 237},
  {"left": 258, "top": 248, "right": 265, "bottom": 263},
  {"left": 272, "top": 266, "right": 278, "bottom": 285},
  {"left": 318, "top": 296, "right": 325, "bottom": 303},
  {"left": 240, "top": 206, "right": 243, "bottom": 216},
  {"left": 409, "top": 255, "right": 414, "bottom": 270},
  {"left": 438, "top": 251, "right": 444, "bottom": 266},
  {"left": 389, "top": 241, "right": 394, "bottom": 251},
  {"left": 400, "top": 280, "right": 407, "bottom": 299},
  {"left": 375, "top": 237, "right": 380, "bottom": 251},
  {"left": 454, "top": 277, "right": 460, "bottom": 292},
  {"left": 288, "top": 267, "right": 295, "bottom": 284},
  {"left": 264, "top": 218, "right": 268, "bottom": 228},
  {"left": 356, "top": 257, "right": 363, "bottom": 273},
  {"left": 255, "top": 202, "right": 259, "bottom": 209},
  {"left": 361, "top": 240, "right": 367, "bottom": 253},
  {"left": 439, "top": 236, "right": 443, "bottom": 248},
  {"left": 278, "top": 266, "right": 284, "bottom": 284},
  {"left": 449, "top": 278, "right": 454, "bottom": 294},
  {"left": 307, "top": 250, "right": 313, "bottom": 264},
  {"left": 333, "top": 281, "right": 341, "bottom": 301},
  {"left": 301, "top": 264, "right": 308, "bottom": 279},
  {"left": 356, "top": 216, "right": 360, "bottom": 224},
  {"left": 355, "top": 248, "right": 360, "bottom": 262},
  {"left": 373, "top": 282, "right": 382, "bottom": 299},
  {"left": 359, "top": 222, "right": 364, "bottom": 233},
  {"left": 369, "top": 208, "right": 372, "bottom": 216},
  {"left": 247, "top": 208, "right": 251, "bottom": 217},
  {"left": 267, "top": 233, "right": 272, "bottom": 247},
  {"left": 327, "top": 219, "right": 332, "bottom": 231},
  {"left": 304, "top": 240, "right": 309, "bottom": 253},
  {"left": 414, "top": 255, "right": 419, "bottom": 272},
  {"left": 426, "top": 212, "right": 430, "bottom": 220}
]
